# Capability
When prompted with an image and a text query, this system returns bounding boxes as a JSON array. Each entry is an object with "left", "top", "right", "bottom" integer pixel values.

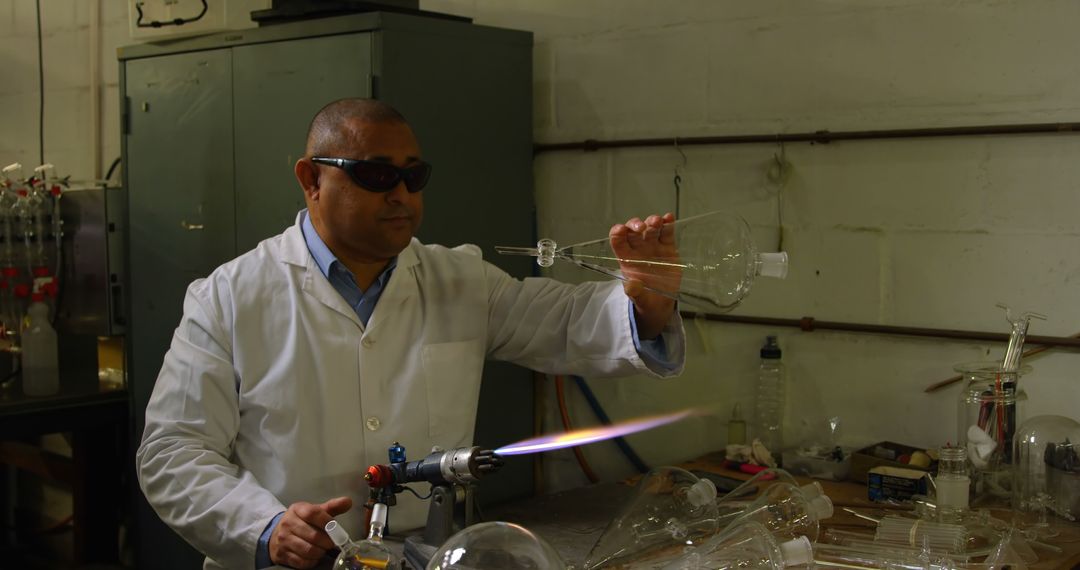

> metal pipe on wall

[
  {"left": 683, "top": 311, "right": 1080, "bottom": 349},
  {"left": 89, "top": 0, "right": 102, "bottom": 180},
  {"left": 533, "top": 121, "right": 1080, "bottom": 154}
]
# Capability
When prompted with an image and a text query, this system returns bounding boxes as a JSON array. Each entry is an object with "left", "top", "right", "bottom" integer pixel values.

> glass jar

[
  {"left": 935, "top": 446, "right": 970, "bottom": 522},
  {"left": 956, "top": 362, "right": 1030, "bottom": 503}
]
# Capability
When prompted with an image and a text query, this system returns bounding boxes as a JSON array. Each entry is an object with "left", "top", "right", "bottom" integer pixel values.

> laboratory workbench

[
  {"left": 472, "top": 451, "right": 1080, "bottom": 569},
  {"left": 0, "top": 381, "right": 128, "bottom": 565}
]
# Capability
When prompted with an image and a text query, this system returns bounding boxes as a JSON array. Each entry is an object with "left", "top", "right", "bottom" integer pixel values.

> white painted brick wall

[
  {"left": 427, "top": 0, "right": 1080, "bottom": 490},
  {"left": 1, "top": 1, "right": 1076, "bottom": 495}
]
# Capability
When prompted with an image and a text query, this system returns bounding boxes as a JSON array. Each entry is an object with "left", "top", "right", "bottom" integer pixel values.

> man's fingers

[
  {"left": 286, "top": 517, "right": 333, "bottom": 551},
  {"left": 322, "top": 496, "right": 353, "bottom": 517},
  {"left": 659, "top": 220, "right": 676, "bottom": 245},
  {"left": 286, "top": 532, "right": 328, "bottom": 560},
  {"left": 625, "top": 217, "right": 644, "bottom": 249},
  {"left": 280, "top": 549, "right": 319, "bottom": 570},
  {"left": 610, "top": 223, "right": 631, "bottom": 255},
  {"left": 291, "top": 502, "right": 321, "bottom": 521}
]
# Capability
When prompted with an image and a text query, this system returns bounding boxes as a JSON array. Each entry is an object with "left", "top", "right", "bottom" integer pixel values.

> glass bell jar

[{"left": 1013, "top": 414, "right": 1080, "bottom": 523}]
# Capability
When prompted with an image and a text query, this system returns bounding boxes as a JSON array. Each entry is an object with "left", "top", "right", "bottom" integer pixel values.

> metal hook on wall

[{"left": 673, "top": 137, "right": 687, "bottom": 218}]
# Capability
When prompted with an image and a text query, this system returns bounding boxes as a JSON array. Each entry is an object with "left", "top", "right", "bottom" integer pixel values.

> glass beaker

[
  {"left": 495, "top": 210, "right": 788, "bottom": 313},
  {"left": 956, "top": 362, "right": 1030, "bottom": 503}
]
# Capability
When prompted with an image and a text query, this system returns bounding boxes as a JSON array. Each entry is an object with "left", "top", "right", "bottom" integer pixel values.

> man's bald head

[{"left": 305, "top": 98, "right": 411, "bottom": 157}]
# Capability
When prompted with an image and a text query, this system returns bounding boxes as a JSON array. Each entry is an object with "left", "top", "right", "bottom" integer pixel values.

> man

[{"left": 137, "top": 98, "right": 685, "bottom": 570}]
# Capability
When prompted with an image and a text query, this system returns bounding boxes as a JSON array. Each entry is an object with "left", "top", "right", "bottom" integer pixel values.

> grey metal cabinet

[{"left": 120, "top": 12, "right": 533, "bottom": 569}]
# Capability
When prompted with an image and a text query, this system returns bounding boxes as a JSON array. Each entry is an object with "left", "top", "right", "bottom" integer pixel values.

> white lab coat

[{"left": 137, "top": 213, "right": 685, "bottom": 570}]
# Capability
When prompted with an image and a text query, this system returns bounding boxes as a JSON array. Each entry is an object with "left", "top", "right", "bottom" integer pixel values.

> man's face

[{"left": 309, "top": 119, "right": 424, "bottom": 262}]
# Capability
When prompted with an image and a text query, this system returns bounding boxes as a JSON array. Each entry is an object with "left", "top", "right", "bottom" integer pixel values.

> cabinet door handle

[{"left": 180, "top": 220, "right": 205, "bottom": 230}]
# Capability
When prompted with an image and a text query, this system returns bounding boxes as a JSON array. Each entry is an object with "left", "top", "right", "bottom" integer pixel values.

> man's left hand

[{"left": 609, "top": 212, "right": 680, "bottom": 339}]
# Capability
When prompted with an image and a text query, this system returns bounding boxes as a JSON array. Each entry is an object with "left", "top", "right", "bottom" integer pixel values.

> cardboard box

[
  {"left": 868, "top": 466, "right": 929, "bottom": 502},
  {"left": 850, "top": 441, "right": 934, "bottom": 484}
]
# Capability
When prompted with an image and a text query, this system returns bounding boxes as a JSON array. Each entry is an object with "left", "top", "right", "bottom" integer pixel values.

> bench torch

[{"left": 364, "top": 443, "right": 504, "bottom": 569}]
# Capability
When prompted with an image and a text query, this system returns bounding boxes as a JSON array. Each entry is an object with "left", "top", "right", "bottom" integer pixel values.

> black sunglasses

[{"left": 312, "top": 157, "right": 432, "bottom": 193}]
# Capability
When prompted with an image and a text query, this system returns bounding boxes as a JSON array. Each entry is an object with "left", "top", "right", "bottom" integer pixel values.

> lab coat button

[
  {"left": 365, "top": 417, "right": 381, "bottom": 431},
  {"left": 362, "top": 337, "right": 375, "bottom": 348}
]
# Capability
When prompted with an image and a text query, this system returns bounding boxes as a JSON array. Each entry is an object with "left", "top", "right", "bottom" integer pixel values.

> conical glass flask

[
  {"left": 716, "top": 481, "right": 833, "bottom": 541},
  {"left": 495, "top": 211, "right": 788, "bottom": 313},
  {"left": 716, "top": 468, "right": 824, "bottom": 503},
  {"left": 659, "top": 520, "right": 813, "bottom": 569},
  {"left": 584, "top": 467, "right": 720, "bottom": 569}
]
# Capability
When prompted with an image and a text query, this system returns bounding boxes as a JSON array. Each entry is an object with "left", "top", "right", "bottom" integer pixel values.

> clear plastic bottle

[
  {"left": 727, "top": 402, "right": 747, "bottom": 445},
  {"left": 325, "top": 504, "right": 400, "bottom": 570},
  {"left": 21, "top": 293, "right": 58, "bottom": 396},
  {"left": 755, "top": 336, "right": 785, "bottom": 456}
]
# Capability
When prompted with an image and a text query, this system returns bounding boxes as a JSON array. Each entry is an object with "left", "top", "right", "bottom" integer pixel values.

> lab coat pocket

[{"left": 422, "top": 339, "right": 485, "bottom": 444}]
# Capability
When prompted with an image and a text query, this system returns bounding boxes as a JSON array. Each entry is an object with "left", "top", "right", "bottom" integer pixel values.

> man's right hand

[{"left": 269, "top": 496, "right": 353, "bottom": 569}]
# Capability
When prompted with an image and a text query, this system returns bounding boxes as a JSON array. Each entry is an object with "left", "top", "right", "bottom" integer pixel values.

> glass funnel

[
  {"left": 584, "top": 467, "right": 720, "bottom": 569},
  {"left": 495, "top": 211, "right": 788, "bottom": 313}
]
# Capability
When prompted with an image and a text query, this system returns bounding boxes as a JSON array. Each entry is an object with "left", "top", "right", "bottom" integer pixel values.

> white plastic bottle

[
  {"left": 22, "top": 293, "right": 59, "bottom": 397},
  {"left": 754, "top": 335, "right": 785, "bottom": 456}
]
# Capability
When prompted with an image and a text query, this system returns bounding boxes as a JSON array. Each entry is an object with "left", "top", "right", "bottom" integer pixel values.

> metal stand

[{"left": 403, "top": 484, "right": 477, "bottom": 569}]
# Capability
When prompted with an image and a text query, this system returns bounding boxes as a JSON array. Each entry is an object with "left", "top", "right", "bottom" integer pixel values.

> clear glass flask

[
  {"left": 584, "top": 467, "right": 720, "bottom": 569},
  {"left": 426, "top": 521, "right": 567, "bottom": 570},
  {"left": 325, "top": 504, "right": 401, "bottom": 570},
  {"left": 659, "top": 520, "right": 812, "bottom": 569},
  {"left": 495, "top": 210, "right": 788, "bottom": 313},
  {"left": 717, "top": 481, "right": 833, "bottom": 542}
]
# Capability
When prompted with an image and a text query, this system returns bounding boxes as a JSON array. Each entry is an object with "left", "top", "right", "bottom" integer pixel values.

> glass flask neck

[
  {"left": 754, "top": 251, "right": 788, "bottom": 279},
  {"left": 368, "top": 503, "right": 387, "bottom": 540}
]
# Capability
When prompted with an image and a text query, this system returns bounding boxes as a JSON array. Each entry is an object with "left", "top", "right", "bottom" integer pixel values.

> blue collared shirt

[
  {"left": 302, "top": 212, "right": 396, "bottom": 326},
  {"left": 255, "top": 211, "right": 674, "bottom": 568}
]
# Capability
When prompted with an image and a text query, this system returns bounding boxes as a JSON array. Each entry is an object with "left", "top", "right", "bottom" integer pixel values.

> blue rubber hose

[{"left": 571, "top": 375, "right": 650, "bottom": 473}]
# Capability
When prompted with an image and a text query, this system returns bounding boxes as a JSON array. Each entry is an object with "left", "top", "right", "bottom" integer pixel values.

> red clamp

[
  {"left": 50, "top": 185, "right": 62, "bottom": 197},
  {"left": 799, "top": 317, "right": 816, "bottom": 331},
  {"left": 32, "top": 267, "right": 50, "bottom": 278},
  {"left": 1, "top": 267, "right": 16, "bottom": 278},
  {"left": 13, "top": 284, "right": 30, "bottom": 298}
]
